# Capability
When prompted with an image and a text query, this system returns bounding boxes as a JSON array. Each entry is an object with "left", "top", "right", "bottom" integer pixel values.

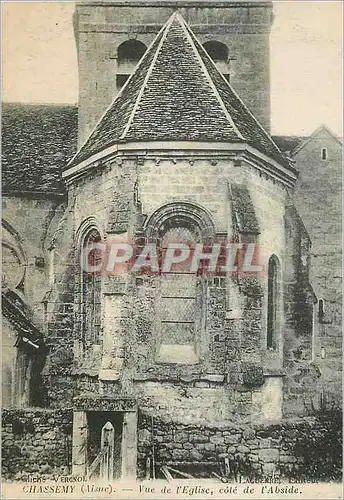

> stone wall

[
  {"left": 2, "top": 195, "right": 65, "bottom": 324},
  {"left": 137, "top": 411, "right": 342, "bottom": 480},
  {"left": 282, "top": 203, "right": 321, "bottom": 417},
  {"left": 292, "top": 128, "right": 342, "bottom": 402},
  {"left": 43, "top": 151, "right": 316, "bottom": 423},
  {"left": 1, "top": 408, "right": 73, "bottom": 480},
  {"left": 2, "top": 195, "right": 66, "bottom": 407},
  {"left": 132, "top": 154, "right": 311, "bottom": 420},
  {"left": 42, "top": 156, "right": 137, "bottom": 405},
  {"left": 2, "top": 406, "right": 340, "bottom": 481}
]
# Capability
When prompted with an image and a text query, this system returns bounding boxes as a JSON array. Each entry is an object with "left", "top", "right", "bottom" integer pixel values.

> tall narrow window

[
  {"left": 321, "top": 148, "right": 327, "bottom": 160},
  {"left": 311, "top": 303, "right": 316, "bottom": 361},
  {"left": 117, "top": 40, "right": 147, "bottom": 90},
  {"left": 156, "top": 222, "right": 200, "bottom": 364},
  {"left": 267, "top": 255, "right": 279, "bottom": 349},
  {"left": 81, "top": 229, "right": 102, "bottom": 348},
  {"left": 145, "top": 202, "right": 215, "bottom": 366},
  {"left": 318, "top": 298, "right": 325, "bottom": 319},
  {"left": 203, "top": 41, "right": 231, "bottom": 81}
]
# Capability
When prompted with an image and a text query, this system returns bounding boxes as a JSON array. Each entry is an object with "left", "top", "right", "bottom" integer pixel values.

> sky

[{"left": 2, "top": 1, "right": 343, "bottom": 137}]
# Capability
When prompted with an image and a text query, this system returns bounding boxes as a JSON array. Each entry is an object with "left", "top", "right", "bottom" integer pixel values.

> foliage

[{"left": 283, "top": 396, "right": 342, "bottom": 481}]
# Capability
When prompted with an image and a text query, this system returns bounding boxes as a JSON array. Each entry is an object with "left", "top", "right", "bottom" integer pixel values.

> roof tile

[
  {"left": 70, "top": 12, "right": 291, "bottom": 171},
  {"left": 2, "top": 103, "right": 77, "bottom": 194},
  {"left": 187, "top": 26, "right": 291, "bottom": 168}
]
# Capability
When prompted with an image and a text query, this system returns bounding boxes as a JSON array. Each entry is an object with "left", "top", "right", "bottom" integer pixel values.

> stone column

[
  {"left": 121, "top": 411, "right": 137, "bottom": 479},
  {"left": 72, "top": 411, "right": 88, "bottom": 476}
]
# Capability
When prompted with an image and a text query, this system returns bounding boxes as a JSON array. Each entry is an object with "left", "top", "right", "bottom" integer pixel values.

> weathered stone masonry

[
  {"left": 136, "top": 412, "right": 340, "bottom": 479},
  {"left": 1, "top": 2, "right": 342, "bottom": 482},
  {"left": 2, "top": 409, "right": 73, "bottom": 480}
]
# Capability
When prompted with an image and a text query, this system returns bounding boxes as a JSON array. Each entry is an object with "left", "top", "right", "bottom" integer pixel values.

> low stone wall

[
  {"left": 2, "top": 408, "right": 73, "bottom": 480},
  {"left": 137, "top": 412, "right": 341, "bottom": 480},
  {"left": 2, "top": 406, "right": 341, "bottom": 481}
]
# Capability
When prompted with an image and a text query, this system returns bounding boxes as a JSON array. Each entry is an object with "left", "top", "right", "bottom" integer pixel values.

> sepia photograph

[{"left": 1, "top": 0, "right": 342, "bottom": 498}]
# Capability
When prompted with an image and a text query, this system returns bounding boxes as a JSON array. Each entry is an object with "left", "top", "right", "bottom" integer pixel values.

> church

[{"left": 2, "top": 0, "right": 342, "bottom": 481}]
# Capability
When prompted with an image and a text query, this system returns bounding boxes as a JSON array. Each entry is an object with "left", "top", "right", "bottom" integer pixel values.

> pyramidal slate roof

[{"left": 69, "top": 12, "right": 291, "bottom": 170}]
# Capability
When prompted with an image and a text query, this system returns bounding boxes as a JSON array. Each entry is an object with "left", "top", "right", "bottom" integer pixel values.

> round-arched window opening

[
  {"left": 144, "top": 202, "right": 216, "bottom": 244},
  {"left": 117, "top": 40, "right": 147, "bottom": 67},
  {"left": 143, "top": 202, "right": 216, "bottom": 365},
  {"left": 158, "top": 215, "right": 203, "bottom": 247},
  {"left": 81, "top": 228, "right": 102, "bottom": 347},
  {"left": 203, "top": 41, "right": 231, "bottom": 81},
  {"left": 203, "top": 41, "right": 228, "bottom": 63}
]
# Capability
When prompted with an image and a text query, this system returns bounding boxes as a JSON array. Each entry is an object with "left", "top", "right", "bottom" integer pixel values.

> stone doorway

[{"left": 72, "top": 407, "right": 137, "bottom": 480}]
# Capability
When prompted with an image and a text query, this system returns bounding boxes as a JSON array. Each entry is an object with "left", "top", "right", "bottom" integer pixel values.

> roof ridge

[
  {"left": 187, "top": 26, "right": 287, "bottom": 159},
  {"left": 177, "top": 13, "right": 245, "bottom": 142},
  {"left": 292, "top": 124, "right": 343, "bottom": 155},
  {"left": 120, "top": 12, "right": 177, "bottom": 140}
]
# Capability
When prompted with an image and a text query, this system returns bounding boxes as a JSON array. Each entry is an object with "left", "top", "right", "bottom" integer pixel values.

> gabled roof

[
  {"left": 2, "top": 103, "right": 77, "bottom": 195},
  {"left": 69, "top": 12, "right": 291, "bottom": 170},
  {"left": 292, "top": 124, "right": 343, "bottom": 155}
]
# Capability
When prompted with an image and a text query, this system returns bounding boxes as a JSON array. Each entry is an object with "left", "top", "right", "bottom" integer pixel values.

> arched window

[
  {"left": 116, "top": 40, "right": 147, "bottom": 90},
  {"left": 81, "top": 228, "right": 102, "bottom": 348},
  {"left": 145, "top": 203, "right": 215, "bottom": 364},
  {"left": 118, "top": 39, "right": 147, "bottom": 66},
  {"left": 267, "top": 255, "right": 280, "bottom": 349},
  {"left": 203, "top": 41, "right": 231, "bottom": 81},
  {"left": 203, "top": 41, "right": 228, "bottom": 62},
  {"left": 318, "top": 298, "right": 325, "bottom": 320},
  {"left": 158, "top": 222, "right": 199, "bottom": 363}
]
